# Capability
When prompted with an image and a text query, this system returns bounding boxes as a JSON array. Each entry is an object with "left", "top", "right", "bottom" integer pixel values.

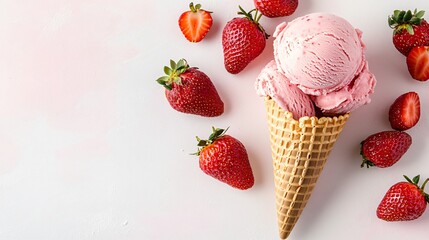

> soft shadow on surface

[
  {"left": 204, "top": 17, "right": 222, "bottom": 43},
  {"left": 246, "top": 147, "right": 266, "bottom": 189}
]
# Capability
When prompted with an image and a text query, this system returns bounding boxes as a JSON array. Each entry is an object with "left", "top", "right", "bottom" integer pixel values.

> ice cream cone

[{"left": 264, "top": 97, "right": 350, "bottom": 239}]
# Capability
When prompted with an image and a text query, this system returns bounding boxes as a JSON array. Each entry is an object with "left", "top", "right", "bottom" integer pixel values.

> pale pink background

[{"left": 1, "top": 0, "right": 429, "bottom": 239}]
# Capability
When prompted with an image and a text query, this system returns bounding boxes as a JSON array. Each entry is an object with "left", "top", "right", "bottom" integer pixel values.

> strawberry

[
  {"left": 194, "top": 127, "right": 254, "bottom": 190},
  {"left": 156, "top": 59, "right": 224, "bottom": 117},
  {"left": 253, "top": 0, "right": 298, "bottom": 18},
  {"left": 360, "top": 131, "right": 412, "bottom": 168},
  {"left": 389, "top": 92, "right": 421, "bottom": 130},
  {"left": 377, "top": 175, "right": 429, "bottom": 221},
  {"left": 178, "top": 2, "right": 213, "bottom": 42},
  {"left": 406, "top": 46, "right": 429, "bottom": 81},
  {"left": 388, "top": 9, "right": 429, "bottom": 56},
  {"left": 222, "top": 6, "right": 269, "bottom": 74}
]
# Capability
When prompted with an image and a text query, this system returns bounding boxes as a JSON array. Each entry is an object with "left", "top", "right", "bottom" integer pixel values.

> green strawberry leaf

[
  {"left": 398, "top": 11, "right": 406, "bottom": 22},
  {"left": 194, "top": 127, "right": 229, "bottom": 156},
  {"left": 413, "top": 175, "right": 421, "bottom": 184},
  {"left": 170, "top": 59, "right": 176, "bottom": 70},
  {"left": 156, "top": 59, "right": 189, "bottom": 90},
  {"left": 421, "top": 178, "right": 429, "bottom": 192},
  {"left": 393, "top": 10, "right": 401, "bottom": 19},
  {"left": 406, "top": 24, "right": 414, "bottom": 35},
  {"left": 158, "top": 82, "right": 172, "bottom": 90},
  {"left": 360, "top": 159, "right": 375, "bottom": 168},
  {"left": 164, "top": 66, "right": 172, "bottom": 75},
  {"left": 177, "top": 67, "right": 187, "bottom": 74},
  {"left": 410, "top": 17, "right": 422, "bottom": 25},
  {"left": 416, "top": 10, "right": 425, "bottom": 19},
  {"left": 156, "top": 76, "right": 169, "bottom": 83},
  {"left": 404, "top": 10, "right": 413, "bottom": 22},
  {"left": 404, "top": 175, "right": 413, "bottom": 184},
  {"left": 208, "top": 127, "right": 227, "bottom": 141},
  {"left": 156, "top": 76, "right": 172, "bottom": 89},
  {"left": 388, "top": 17, "right": 396, "bottom": 28},
  {"left": 174, "top": 77, "right": 182, "bottom": 85},
  {"left": 177, "top": 59, "right": 187, "bottom": 69},
  {"left": 197, "top": 140, "right": 208, "bottom": 147}
]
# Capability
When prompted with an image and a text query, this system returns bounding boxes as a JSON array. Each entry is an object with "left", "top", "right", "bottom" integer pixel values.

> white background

[{"left": 1, "top": 0, "right": 429, "bottom": 239}]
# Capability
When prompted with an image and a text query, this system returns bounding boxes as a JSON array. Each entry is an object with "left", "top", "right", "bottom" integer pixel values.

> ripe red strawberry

[
  {"left": 156, "top": 59, "right": 224, "bottom": 117},
  {"left": 377, "top": 175, "right": 429, "bottom": 221},
  {"left": 406, "top": 46, "right": 429, "bottom": 81},
  {"left": 222, "top": 6, "right": 269, "bottom": 74},
  {"left": 195, "top": 127, "right": 254, "bottom": 190},
  {"left": 253, "top": 0, "right": 298, "bottom": 18},
  {"left": 388, "top": 9, "right": 429, "bottom": 56},
  {"left": 389, "top": 92, "right": 421, "bottom": 130},
  {"left": 360, "top": 131, "right": 412, "bottom": 168},
  {"left": 178, "top": 2, "right": 213, "bottom": 42}
]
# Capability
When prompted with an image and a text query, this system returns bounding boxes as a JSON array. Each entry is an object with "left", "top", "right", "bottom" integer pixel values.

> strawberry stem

[
  {"left": 189, "top": 2, "right": 199, "bottom": 12},
  {"left": 402, "top": 175, "right": 429, "bottom": 203},
  {"left": 193, "top": 127, "right": 229, "bottom": 156},
  {"left": 189, "top": 2, "right": 212, "bottom": 13},
  {"left": 156, "top": 59, "right": 189, "bottom": 90},
  {"left": 404, "top": 175, "right": 429, "bottom": 203},
  {"left": 420, "top": 178, "right": 429, "bottom": 204},
  {"left": 403, "top": 174, "right": 415, "bottom": 184},
  {"left": 388, "top": 9, "right": 425, "bottom": 34},
  {"left": 237, "top": 6, "right": 269, "bottom": 39},
  {"left": 421, "top": 178, "right": 429, "bottom": 191},
  {"left": 360, "top": 159, "right": 374, "bottom": 168}
]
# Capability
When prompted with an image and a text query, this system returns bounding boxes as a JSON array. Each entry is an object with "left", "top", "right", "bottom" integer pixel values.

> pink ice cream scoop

[
  {"left": 312, "top": 60, "right": 376, "bottom": 115},
  {"left": 273, "top": 13, "right": 366, "bottom": 96},
  {"left": 256, "top": 60, "right": 316, "bottom": 119}
]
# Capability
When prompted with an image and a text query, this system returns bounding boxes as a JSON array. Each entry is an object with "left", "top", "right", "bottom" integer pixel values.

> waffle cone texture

[{"left": 264, "top": 97, "right": 349, "bottom": 239}]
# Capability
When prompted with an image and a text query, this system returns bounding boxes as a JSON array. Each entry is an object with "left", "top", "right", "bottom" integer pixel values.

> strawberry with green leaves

[
  {"left": 156, "top": 59, "right": 224, "bottom": 117},
  {"left": 377, "top": 175, "right": 429, "bottom": 221},
  {"left": 194, "top": 127, "right": 254, "bottom": 190},
  {"left": 222, "top": 6, "right": 269, "bottom": 74},
  {"left": 388, "top": 9, "right": 429, "bottom": 56},
  {"left": 360, "top": 131, "right": 412, "bottom": 168},
  {"left": 178, "top": 2, "right": 213, "bottom": 43}
]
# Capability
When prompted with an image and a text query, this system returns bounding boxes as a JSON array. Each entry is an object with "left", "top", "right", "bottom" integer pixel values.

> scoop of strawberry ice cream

[
  {"left": 273, "top": 13, "right": 366, "bottom": 96},
  {"left": 256, "top": 60, "right": 316, "bottom": 119}
]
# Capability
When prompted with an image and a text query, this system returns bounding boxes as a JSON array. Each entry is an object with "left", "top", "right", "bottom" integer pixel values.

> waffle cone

[{"left": 264, "top": 97, "right": 349, "bottom": 239}]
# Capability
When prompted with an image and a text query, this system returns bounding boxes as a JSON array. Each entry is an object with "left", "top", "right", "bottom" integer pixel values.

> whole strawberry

[
  {"left": 253, "top": 0, "right": 298, "bottom": 18},
  {"left": 156, "top": 59, "right": 224, "bottom": 117},
  {"left": 389, "top": 92, "right": 420, "bottom": 130},
  {"left": 407, "top": 46, "right": 429, "bottom": 81},
  {"left": 360, "top": 131, "right": 412, "bottom": 168},
  {"left": 178, "top": 2, "right": 213, "bottom": 43},
  {"left": 195, "top": 127, "right": 254, "bottom": 190},
  {"left": 388, "top": 9, "right": 429, "bottom": 56},
  {"left": 377, "top": 175, "right": 429, "bottom": 221},
  {"left": 222, "top": 6, "right": 269, "bottom": 74}
]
